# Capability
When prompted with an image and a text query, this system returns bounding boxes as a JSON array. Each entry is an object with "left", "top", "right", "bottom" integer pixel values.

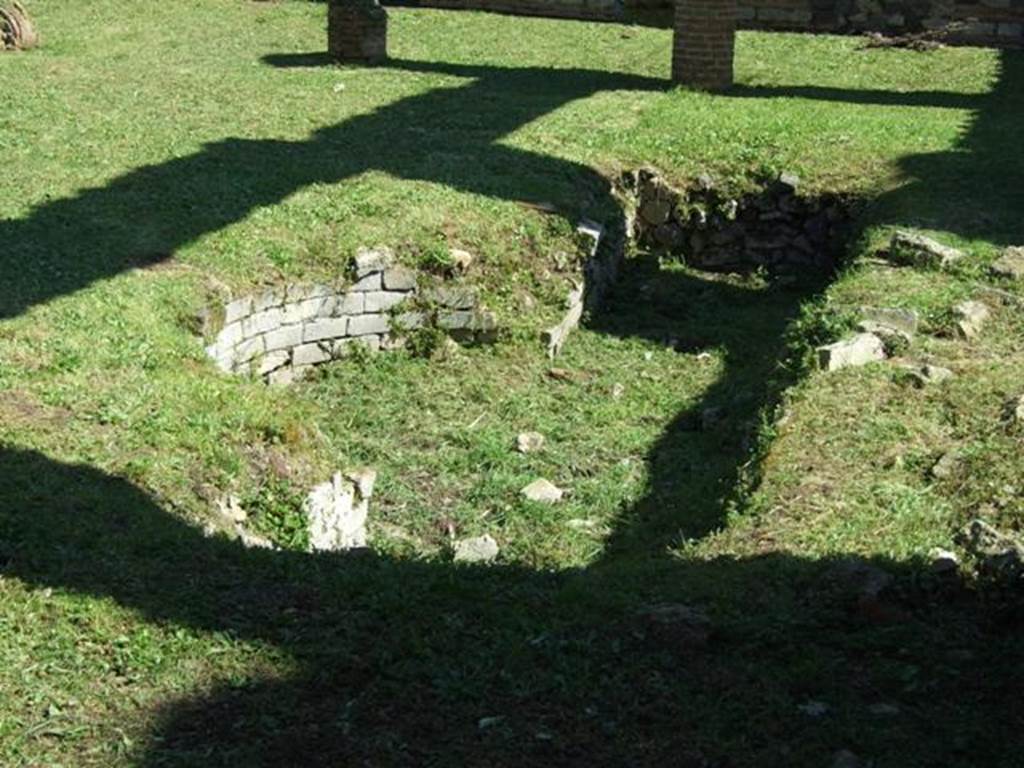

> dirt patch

[{"left": 0, "top": 389, "right": 72, "bottom": 431}]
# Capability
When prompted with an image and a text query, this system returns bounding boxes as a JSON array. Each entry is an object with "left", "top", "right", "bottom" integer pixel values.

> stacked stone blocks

[{"left": 203, "top": 248, "right": 497, "bottom": 385}]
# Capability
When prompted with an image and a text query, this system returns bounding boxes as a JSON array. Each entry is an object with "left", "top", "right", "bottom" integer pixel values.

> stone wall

[
  {"left": 622, "top": 168, "right": 851, "bottom": 273},
  {"left": 200, "top": 248, "right": 497, "bottom": 384},
  {"left": 542, "top": 217, "right": 625, "bottom": 356},
  {"left": 408, "top": 0, "right": 1024, "bottom": 46}
]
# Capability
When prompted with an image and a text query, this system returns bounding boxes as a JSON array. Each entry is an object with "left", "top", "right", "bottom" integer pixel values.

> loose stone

[
  {"left": 450, "top": 248, "right": 474, "bottom": 274},
  {"left": 817, "top": 333, "right": 886, "bottom": 371},
  {"left": 859, "top": 306, "right": 919, "bottom": 337},
  {"left": 931, "top": 450, "right": 963, "bottom": 480},
  {"left": 453, "top": 534, "right": 500, "bottom": 564},
  {"left": 901, "top": 362, "right": 955, "bottom": 387},
  {"left": 991, "top": 246, "right": 1024, "bottom": 280},
  {"left": 521, "top": 478, "right": 563, "bottom": 504},
  {"left": 888, "top": 231, "right": 964, "bottom": 270},
  {"left": 952, "top": 299, "right": 990, "bottom": 340},
  {"left": 516, "top": 432, "right": 546, "bottom": 454},
  {"left": 305, "top": 469, "right": 376, "bottom": 552}
]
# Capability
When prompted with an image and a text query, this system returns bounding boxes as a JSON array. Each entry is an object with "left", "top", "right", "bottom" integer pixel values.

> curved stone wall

[{"left": 202, "top": 248, "right": 497, "bottom": 384}]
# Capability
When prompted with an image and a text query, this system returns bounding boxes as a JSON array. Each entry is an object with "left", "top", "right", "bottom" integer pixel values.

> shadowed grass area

[{"left": 1, "top": 1, "right": 1023, "bottom": 766}]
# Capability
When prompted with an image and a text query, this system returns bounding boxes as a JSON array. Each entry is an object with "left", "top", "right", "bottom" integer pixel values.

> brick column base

[
  {"left": 328, "top": 0, "right": 388, "bottom": 64},
  {"left": 672, "top": 0, "right": 737, "bottom": 90}
]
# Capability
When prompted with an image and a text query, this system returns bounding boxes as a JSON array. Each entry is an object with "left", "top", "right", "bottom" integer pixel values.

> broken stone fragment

[
  {"left": 952, "top": 299, "right": 990, "bottom": 340},
  {"left": 901, "top": 362, "right": 955, "bottom": 387},
  {"left": 542, "top": 296, "right": 583, "bottom": 359},
  {"left": 453, "top": 534, "right": 500, "bottom": 564},
  {"left": 215, "top": 494, "right": 247, "bottom": 524},
  {"left": 991, "top": 246, "right": 1024, "bottom": 281},
  {"left": 305, "top": 469, "right": 376, "bottom": 552},
  {"left": 352, "top": 246, "right": 394, "bottom": 278},
  {"left": 859, "top": 306, "right": 919, "bottom": 337},
  {"left": 930, "top": 449, "right": 963, "bottom": 480},
  {"left": 817, "top": 332, "right": 886, "bottom": 371},
  {"left": 576, "top": 219, "right": 603, "bottom": 258},
  {"left": 521, "top": 478, "right": 563, "bottom": 504},
  {"left": 857, "top": 320, "right": 912, "bottom": 347},
  {"left": 516, "top": 432, "right": 545, "bottom": 454},
  {"left": 888, "top": 231, "right": 964, "bottom": 270},
  {"left": 776, "top": 171, "right": 800, "bottom": 193},
  {"left": 450, "top": 248, "right": 474, "bottom": 274},
  {"left": 956, "top": 519, "right": 1024, "bottom": 579}
]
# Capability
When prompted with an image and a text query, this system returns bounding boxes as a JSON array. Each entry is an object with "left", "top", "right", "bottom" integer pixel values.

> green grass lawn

[{"left": 1, "top": 1, "right": 1022, "bottom": 765}]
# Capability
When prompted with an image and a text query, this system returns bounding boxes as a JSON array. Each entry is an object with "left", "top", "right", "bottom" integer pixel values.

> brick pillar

[
  {"left": 327, "top": 0, "right": 388, "bottom": 64},
  {"left": 672, "top": 0, "right": 737, "bottom": 90}
]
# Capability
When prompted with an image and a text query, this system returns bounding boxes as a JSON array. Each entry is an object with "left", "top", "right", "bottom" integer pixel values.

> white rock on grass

[
  {"left": 453, "top": 534, "right": 500, "bottom": 564},
  {"left": 888, "top": 231, "right": 963, "bottom": 270},
  {"left": 899, "top": 362, "right": 955, "bottom": 387},
  {"left": 216, "top": 494, "right": 247, "bottom": 523},
  {"left": 450, "top": 248, "right": 475, "bottom": 273},
  {"left": 952, "top": 300, "right": 990, "bottom": 340},
  {"left": 521, "top": 478, "right": 563, "bottom": 504},
  {"left": 991, "top": 246, "right": 1024, "bottom": 281},
  {"left": 817, "top": 333, "right": 886, "bottom": 371},
  {"left": 516, "top": 432, "right": 546, "bottom": 454},
  {"left": 305, "top": 469, "right": 376, "bottom": 552},
  {"left": 859, "top": 306, "right": 919, "bottom": 337}
]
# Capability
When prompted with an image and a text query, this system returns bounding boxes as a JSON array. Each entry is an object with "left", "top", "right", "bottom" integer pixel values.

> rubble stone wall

[{"left": 410, "top": 0, "right": 1024, "bottom": 46}]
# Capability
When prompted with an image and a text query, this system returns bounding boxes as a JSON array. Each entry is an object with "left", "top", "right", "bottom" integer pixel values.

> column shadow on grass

[
  {"left": 0, "top": 58, "right": 661, "bottom": 320},
  {"left": 1, "top": 44, "right": 1023, "bottom": 768},
  {"left": 3, "top": 260, "right": 1022, "bottom": 765}
]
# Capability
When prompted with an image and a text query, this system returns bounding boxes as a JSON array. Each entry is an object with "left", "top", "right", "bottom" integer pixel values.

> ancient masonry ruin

[
  {"left": 622, "top": 168, "right": 851, "bottom": 273},
  {"left": 672, "top": 0, "right": 737, "bottom": 90},
  {"left": 201, "top": 248, "right": 497, "bottom": 385},
  {"left": 417, "top": 0, "right": 1024, "bottom": 47},
  {"left": 327, "top": 0, "right": 738, "bottom": 88}
]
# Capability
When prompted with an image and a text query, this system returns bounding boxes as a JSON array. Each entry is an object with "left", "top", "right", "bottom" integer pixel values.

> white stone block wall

[{"left": 202, "top": 249, "right": 500, "bottom": 383}]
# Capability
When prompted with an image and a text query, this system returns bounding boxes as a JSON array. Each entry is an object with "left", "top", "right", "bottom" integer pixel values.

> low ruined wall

[
  {"left": 411, "top": 0, "right": 624, "bottom": 21},
  {"left": 407, "top": 0, "right": 1024, "bottom": 46},
  {"left": 200, "top": 249, "right": 496, "bottom": 384}
]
